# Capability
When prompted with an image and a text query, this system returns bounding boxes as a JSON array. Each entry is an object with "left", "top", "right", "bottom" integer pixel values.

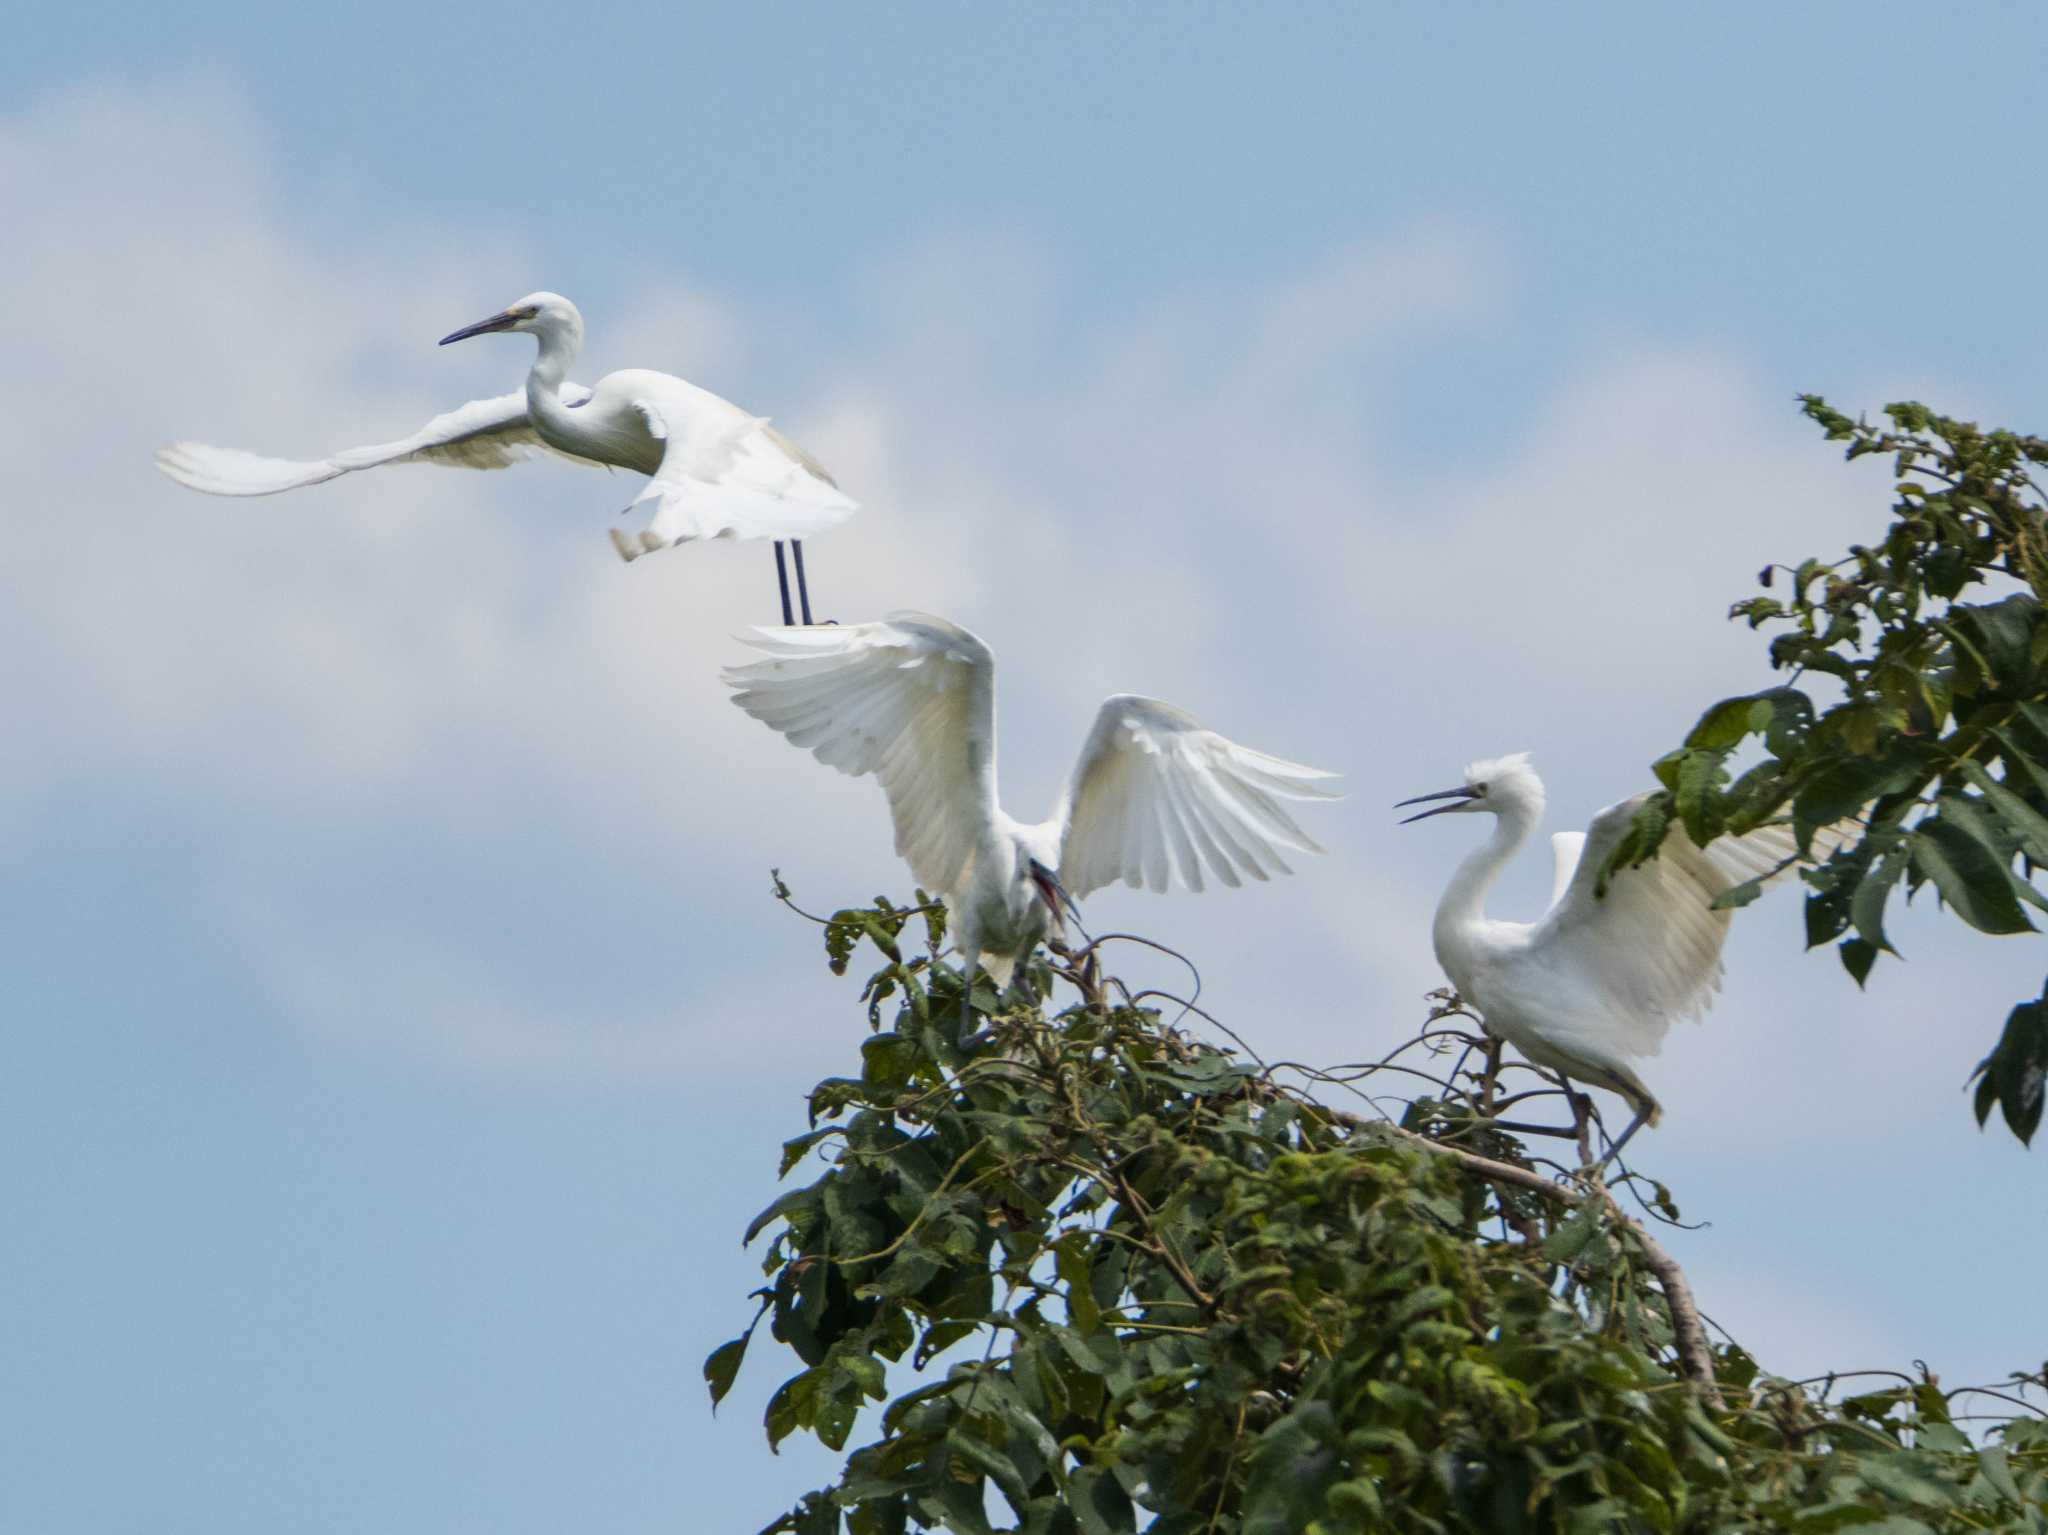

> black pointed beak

[
  {"left": 1395, "top": 786, "right": 1481, "bottom": 824},
  {"left": 1029, "top": 860, "right": 1082, "bottom": 927},
  {"left": 438, "top": 311, "right": 521, "bottom": 346}
]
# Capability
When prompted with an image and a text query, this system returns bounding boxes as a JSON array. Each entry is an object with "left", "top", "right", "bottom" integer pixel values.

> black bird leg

[
  {"left": 1589, "top": 1104, "right": 1653, "bottom": 1176},
  {"left": 773, "top": 542, "right": 794, "bottom": 627},
  {"left": 791, "top": 540, "right": 815, "bottom": 625}
]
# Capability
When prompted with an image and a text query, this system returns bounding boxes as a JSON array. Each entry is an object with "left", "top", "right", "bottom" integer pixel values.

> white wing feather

[
  {"left": 623, "top": 374, "right": 857, "bottom": 551},
  {"left": 1536, "top": 795, "right": 1848, "bottom": 1056},
  {"left": 1057, "top": 696, "right": 1339, "bottom": 899},
  {"left": 722, "top": 613, "right": 995, "bottom": 896},
  {"left": 155, "top": 385, "right": 597, "bottom": 496},
  {"left": 1548, "top": 832, "right": 1587, "bottom": 910}
]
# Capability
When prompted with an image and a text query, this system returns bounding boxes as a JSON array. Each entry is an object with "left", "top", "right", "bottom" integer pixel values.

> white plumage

[
  {"left": 1401, "top": 752, "right": 1846, "bottom": 1161},
  {"left": 725, "top": 613, "right": 1340, "bottom": 990},
  {"left": 155, "top": 291, "right": 856, "bottom": 570}
]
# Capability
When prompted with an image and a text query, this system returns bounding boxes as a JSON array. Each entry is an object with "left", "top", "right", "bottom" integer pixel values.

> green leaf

[
  {"left": 1856, "top": 1450, "right": 1959, "bottom": 1509},
  {"left": 1674, "top": 747, "right": 1730, "bottom": 846},
  {"left": 1598, "top": 794, "right": 1672, "bottom": 895},
  {"left": 1684, "top": 687, "right": 1813, "bottom": 752},
  {"left": 1950, "top": 594, "right": 2040, "bottom": 689},
  {"left": 861, "top": 915, "right": 903, "bottom": 963},
  {"left": 1242, "top": 1403, "right": 1342, "bottom": 1535},
  {"left": 1960, "top": 759, "right": 2048, "bottom": 865},
  {"left": 946, "top": 1426, "right": 1029, "bottom": 1504},
  {"left": 1067, "top": 1465, "right": 1135, "bottom": 1535},
  {"left": 1969, "top": 991, "right": 2048, "bottom": 1146},
  {"left": 916, "top": 1478, "right": 997, "bottom": 1535},
  {"left": 1910, "top": 814, "right": 2036, "bottom": 935},
  {"left": 1049, "top": 1325, "right": 1121, "bottom": 1380},
  {"left": 1089, "top": 1244, "right": 1129, "bottom": 1321},
  {"left": 1710, "top": 875, "right": 1766, "bottom": 912},
  {"left": 824, "top": 912, "right": 864, "bottom": 976},
  {"left": 706, "top": 1335, "right": 751, "bottom": 1409},
  {"left": 781, "top": 1128, "right": 841, "bottom": 1179},
  {"left": 1852, "top": 843, "right": 1908, "bottom": 956},
  {"left": 1789, "top": 1501, "right": 1887, "bottom": 1531},
  {"left": 1914, "top": 1421, "right": 1970, "bottom": 1453},
  {"left": 748, "top": 1185, "right": 822, "bottom": 1246},
  {"left": 1543, "top": 1201, "right": 1604, "bottom": 1264},
  {"left": 766, "top": 1366, "right": 823, "bottom": 1450},
  {"left": 1978, "top": 1445, "right": 2023, "bottom": 1503},
  {"left": 1054, "top": 1233, "right": 1100, "bottom": 1333},
  {"left": 1795, "top": 754, "right": 1925, "bottom": 846},
  {"left": 1839, "top": 937, "right": 1878, "bottom": 986},
  {"left": 1685, "top": 696, "right": 1767, "bottom": 750},
  {"left": 861, "top": 1033, "right": 919, "bottom": 1097}
]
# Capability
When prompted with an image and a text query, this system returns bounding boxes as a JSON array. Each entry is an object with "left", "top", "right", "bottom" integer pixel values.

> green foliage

[
  {"left": 1613, "top": 398, "right": 2048, "bottom": 1144},
  {"left": 714, "top": 897, "right": 2048, "bottom": 1533}
]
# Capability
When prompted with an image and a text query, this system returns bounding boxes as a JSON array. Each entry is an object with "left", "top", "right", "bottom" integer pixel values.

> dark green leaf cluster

[
  {"left": 712, "top": 899, "right": 2048, "bottom": 1533},
  {"left": 1614, "top": 399, "right": 2048, "bottom": 1144}
]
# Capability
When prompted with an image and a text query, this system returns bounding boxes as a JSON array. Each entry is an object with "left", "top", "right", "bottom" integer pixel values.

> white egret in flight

[
  {"left": 155, "top": 292, "right": 855, "bottom": 624},
  {"left": 1399, "top": 753, "right": 1842, "bottom": 1167},
  {"left": 725, "top": 613, "right": 1340, "bottom": 1008}
]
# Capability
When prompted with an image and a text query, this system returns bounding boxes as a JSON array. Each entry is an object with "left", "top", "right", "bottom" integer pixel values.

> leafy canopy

[
  {"left": 710, "top": 890, "right": 2048, "bottom": 1534},
  {"left": 1609, "top": 398, "right": 2048, "bottom": 1146}
]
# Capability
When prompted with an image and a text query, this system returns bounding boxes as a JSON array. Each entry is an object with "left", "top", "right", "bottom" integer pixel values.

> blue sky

[{"left": 6, "top": 6, "right": 2048, "bottom": 1532}]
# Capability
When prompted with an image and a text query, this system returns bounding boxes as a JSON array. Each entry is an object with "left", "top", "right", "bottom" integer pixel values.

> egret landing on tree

[
  {"left": 725, "top": 613, "right": 1341, "bottom": 1034},
  {"left": 1399, "top": 752, "right": 1847, "bottom": 1171},
  {"left": 155, "top": 292, "right": 856, "bottom": 624}
]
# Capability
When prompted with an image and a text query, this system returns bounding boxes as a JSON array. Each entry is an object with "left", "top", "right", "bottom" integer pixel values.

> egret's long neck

[
  {"left": 523, "top": 317, "right": 584, "bottom": 442},
  {"left": 1433, "top": 802, "right": 1540, "bottom": 945}
]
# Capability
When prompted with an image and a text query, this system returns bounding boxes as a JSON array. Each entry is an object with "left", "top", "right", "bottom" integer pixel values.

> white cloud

[{"left": 7, "top": 83, "right": 2043, "bottom": 1301}]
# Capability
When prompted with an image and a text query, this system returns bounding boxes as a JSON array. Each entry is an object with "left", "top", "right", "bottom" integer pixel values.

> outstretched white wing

[
  {"left": 155, "top": 385, "right": 597, "bottom": 496},
  {"left": 1536, "top": 796, "right": 1845, "bottom": 1055},
  {"left": 616, "top": 373, "right": 857, "bottom": 559},
  {"left": 1057, "top": 696, "right": 1339, "bottom": 899},
  {"left": 723, "top": 613, "right": 995, "bottom": 895}
]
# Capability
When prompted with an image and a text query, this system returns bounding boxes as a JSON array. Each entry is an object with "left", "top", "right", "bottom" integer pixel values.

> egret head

[
  {"left": 1397, "top": 751, "right": 1544, "bottom": 824},
  {"left": 438, "top": 291, "right": 582, "bottom": 347}
]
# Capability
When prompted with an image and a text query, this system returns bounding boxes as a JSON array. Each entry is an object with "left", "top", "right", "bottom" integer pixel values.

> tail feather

[
  {"left": 1599, "top": 1062, "right": 1662, "bottom": 1127},
  {"left": 979, "top": 950, "right": 1018, "bottom": 991}
]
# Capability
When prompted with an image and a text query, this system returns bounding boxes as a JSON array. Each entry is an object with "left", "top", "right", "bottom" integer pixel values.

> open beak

[
  {"left": 438, "top": 311, "right": 522, "bottom": 346},
  {"left": 1395, "top": 786, "right": 1481, "bottom": 824},
  {"left": 1028, "top": 859, "right": 1082, "bottom": 928}
]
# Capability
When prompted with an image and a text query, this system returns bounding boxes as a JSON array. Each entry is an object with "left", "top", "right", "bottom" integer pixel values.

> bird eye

[{"left": 1474, "top": 783, "right": 1489, "bottom": 796}]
